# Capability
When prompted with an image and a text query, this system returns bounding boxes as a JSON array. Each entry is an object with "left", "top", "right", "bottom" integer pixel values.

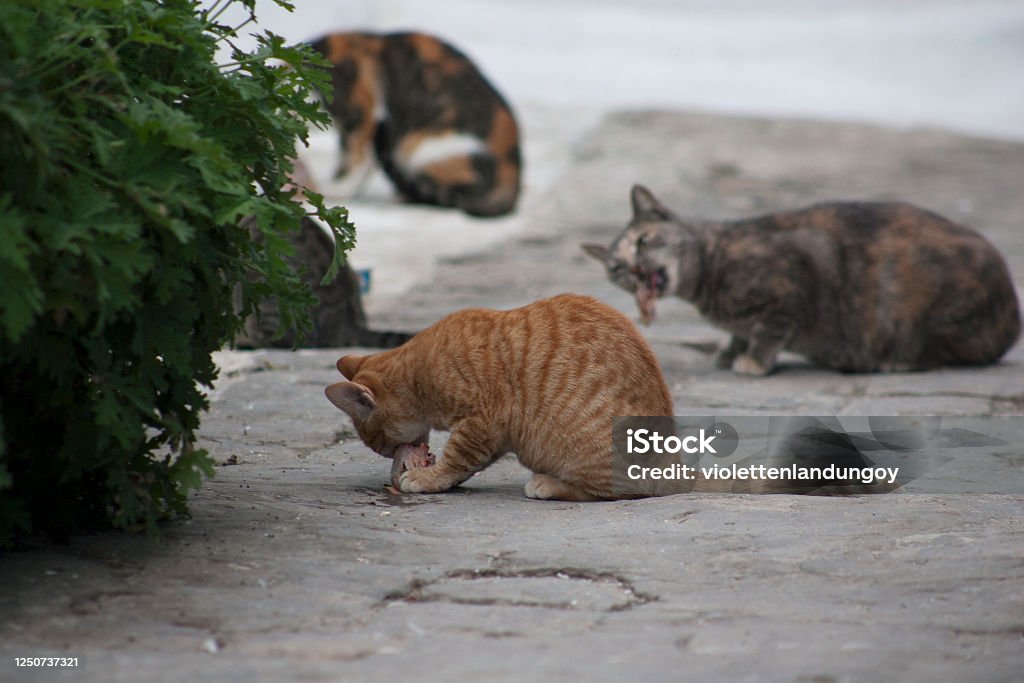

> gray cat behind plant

[
  {"left": 584, "top": 185, "right": 1020, "bottom": 375},
  {"left": 236, "top": 214, "right": 412, "bottom": 349}
]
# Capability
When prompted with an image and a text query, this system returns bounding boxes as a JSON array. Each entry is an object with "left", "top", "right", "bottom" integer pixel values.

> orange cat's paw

[
  {"left": 390, "top": 444, "right": 436, "bottom": 488},
  {"left": 398, "top": 466, "right": 450, "bottom": 494}
]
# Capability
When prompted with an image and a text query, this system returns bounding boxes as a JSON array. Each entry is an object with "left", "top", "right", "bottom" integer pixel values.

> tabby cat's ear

[
  {"left": 581, "top": 243, "right": 608, "bottom": 262},
  {"left": 325, "top": 381, "right": 377, "bottom": 420},
  {"left": 337, "top": 354, "right": 366, "bottom": 380},
  {"left": 631, "top": 184, "right": 673, "bottom": 220}
]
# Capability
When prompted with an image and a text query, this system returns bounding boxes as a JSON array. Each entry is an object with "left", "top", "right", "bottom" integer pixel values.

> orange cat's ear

[
  {"left": 325, "top": 381, "right": 377, "bottom": 420},
  {"left": 337, "top": 355, "right": 365, "bottom": 379},
  {"left": 631, "top": 184, "right": 672, "bottom": 221},
  {"left": 581, "top": 243, "right": 608, "bottom": 262}
]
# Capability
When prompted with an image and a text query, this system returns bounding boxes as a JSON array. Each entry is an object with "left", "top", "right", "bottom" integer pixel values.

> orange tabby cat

[{"left": 324, "top": 294, "right": 673, "bottom": 501}]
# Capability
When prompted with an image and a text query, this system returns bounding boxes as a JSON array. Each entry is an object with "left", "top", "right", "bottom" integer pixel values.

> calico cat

[
  {"left": 309, "top": 31, "right": 521, "bottom": 217},
  {"left": 324, "top": 294, "right": 673, "bottom": 501},
  {"left": 583, "top": 185, "right": 1021, "bottom": 375}
]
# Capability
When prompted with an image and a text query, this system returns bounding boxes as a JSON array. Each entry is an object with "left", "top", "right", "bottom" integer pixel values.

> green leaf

[
  {"left": 0, "top": 199, "right": 43, "bottom": 341},
  {"left": 303, "top": 190, "right": 357, "bottom": 285}
]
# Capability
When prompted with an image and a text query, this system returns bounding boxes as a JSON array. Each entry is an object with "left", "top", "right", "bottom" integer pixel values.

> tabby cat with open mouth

[{"left": 584, "top": 185, "right": 1020, "bottom": 375}]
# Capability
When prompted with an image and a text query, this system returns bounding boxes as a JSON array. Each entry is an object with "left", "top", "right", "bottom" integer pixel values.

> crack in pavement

[{"left": 384, "top": 567, "right": 658, "bottom": 612}]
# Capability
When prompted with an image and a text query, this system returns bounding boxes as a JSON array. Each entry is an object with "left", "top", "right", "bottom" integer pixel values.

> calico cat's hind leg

[
  {"left": 413, "top": 154, "right": 514, "bottom": 217},
  {"left": 379, "top": 129, "right": 513, "bottom": 216},
  {"left": 444, "top": 153, "right": 516, "bottom": 217},
  {"left": 925, "top": 289, "right": 1021, "bottom": 368},
  {"left": 524, "top": 474, "right": 601, "bottom": 502},
  {"left": 415, "top": 155, "right": 483, "bottom": 204}
]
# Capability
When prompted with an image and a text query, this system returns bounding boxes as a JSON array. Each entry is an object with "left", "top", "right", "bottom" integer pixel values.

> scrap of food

[{"left": 389, "top": 443, "right": 437, "bottom": 490}]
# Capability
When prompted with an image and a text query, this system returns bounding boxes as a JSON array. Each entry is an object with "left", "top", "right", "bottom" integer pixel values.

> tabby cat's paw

[
  {"left": 732, "top": 354, "right": 771, "bottom": 376},
  {"left": 714, "top": 350, "right": 736, "bottom": 369}
]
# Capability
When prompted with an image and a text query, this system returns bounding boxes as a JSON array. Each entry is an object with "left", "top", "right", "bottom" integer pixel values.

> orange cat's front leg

[{"left": 398, "top": 417, "right": 497, "bottom": 494}]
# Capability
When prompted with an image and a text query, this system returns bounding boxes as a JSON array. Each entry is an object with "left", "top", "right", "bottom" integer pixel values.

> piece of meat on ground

[{"left": 390, "top": 443, "right": 437, "bottom": 488}]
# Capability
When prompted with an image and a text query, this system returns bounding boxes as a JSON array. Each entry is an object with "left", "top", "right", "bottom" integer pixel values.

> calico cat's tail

[{"left": 460, "top": 178, "right": 519, "bottom": 218}]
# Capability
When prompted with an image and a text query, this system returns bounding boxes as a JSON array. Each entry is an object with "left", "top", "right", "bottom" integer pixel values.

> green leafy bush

[{"left": 0, "top": 0, "right": 354, "bottom": 545}]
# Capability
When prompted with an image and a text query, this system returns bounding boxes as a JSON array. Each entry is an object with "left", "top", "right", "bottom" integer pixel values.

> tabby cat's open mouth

[{"left": 635, "top": 267, "right": 668, "bottom": 325}]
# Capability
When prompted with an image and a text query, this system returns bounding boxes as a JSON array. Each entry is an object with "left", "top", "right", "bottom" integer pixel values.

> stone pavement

[{"left": 1, "top": 111, "right": 1022, "bottom": 682}]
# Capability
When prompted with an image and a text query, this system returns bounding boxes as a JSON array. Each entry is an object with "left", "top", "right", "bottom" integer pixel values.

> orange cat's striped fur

[{"left": 325, "top": 294, "right": 673, "bottom": 501}]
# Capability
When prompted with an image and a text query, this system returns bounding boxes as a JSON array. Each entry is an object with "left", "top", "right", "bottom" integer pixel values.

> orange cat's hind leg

[{"left": 524, "top": 474, "right": 601, "bottom": 502}]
